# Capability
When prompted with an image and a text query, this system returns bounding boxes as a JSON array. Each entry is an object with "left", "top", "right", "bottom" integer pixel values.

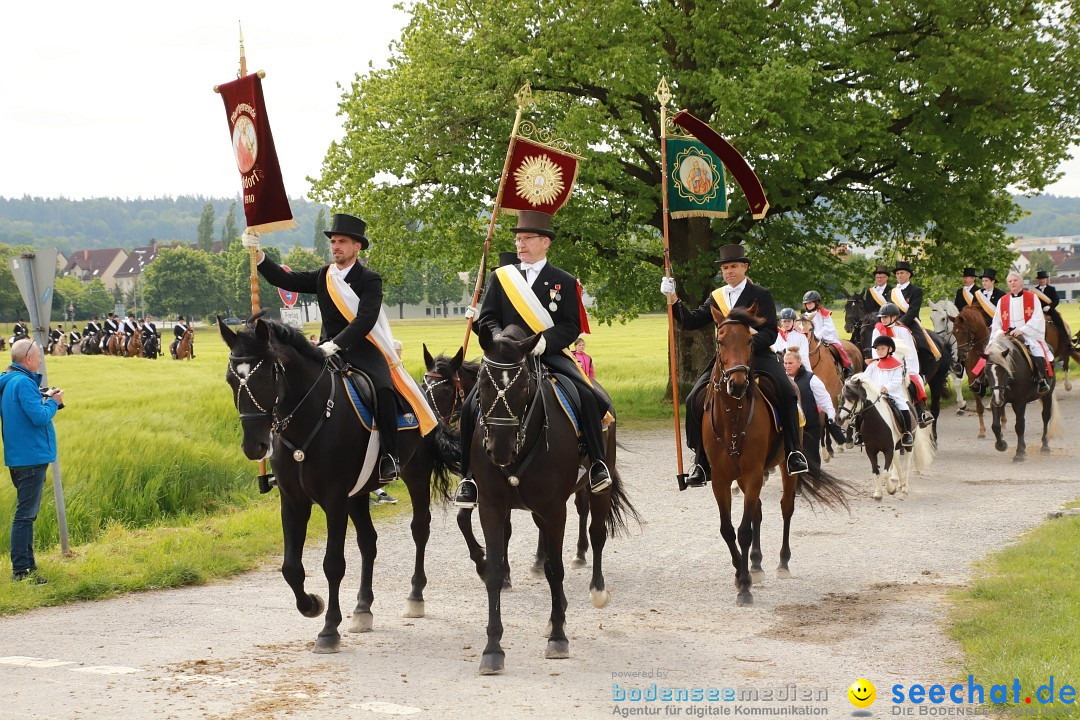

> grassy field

[{"left": 949, "top": 500, "right": 1080, "bottom": 716}]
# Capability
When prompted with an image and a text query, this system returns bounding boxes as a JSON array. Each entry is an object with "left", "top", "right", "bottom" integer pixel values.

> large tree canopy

[{"left": 312, "top": 0, "right": 1080, "bottom": 324}]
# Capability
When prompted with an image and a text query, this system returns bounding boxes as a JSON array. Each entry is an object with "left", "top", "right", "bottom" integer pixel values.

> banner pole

[
  {"left": 655, "top": 79, "right": 687, "bottom": 488},
  {"left": 461, "top": 82, "right": 534, "bottom": 356}
]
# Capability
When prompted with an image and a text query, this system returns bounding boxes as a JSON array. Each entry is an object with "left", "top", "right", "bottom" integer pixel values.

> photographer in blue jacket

[{"left": 0, "top": 338, "right": 63, "bottom": 583}]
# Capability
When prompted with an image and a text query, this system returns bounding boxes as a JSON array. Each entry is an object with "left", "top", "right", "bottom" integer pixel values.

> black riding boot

[
  {"left": 453, "top": 391, "right": 479, "bottom": 508},
  {"left": 683, "top": 372, "right": 710, "bottom": 488},
  {"left": 1033, "top": 358, "right": 1051, "bottom": 395},
  {"left": 573, "top": 387, "right": 612, "bottom": 493},
  {"left": 375, "top": 388, "right": 400, "bottom": 483},
  {"left": 901, "top": 410, "right": 915, "bottom": 448}
]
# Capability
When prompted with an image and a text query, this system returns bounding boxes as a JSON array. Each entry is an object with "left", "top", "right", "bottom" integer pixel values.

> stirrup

[
  {"left": 901, "top": 432, "right": 914, "bottom": 448},
  {"left": 453, "top": 478, "right": 478, "bottom": 509},
  {"left": 919, "top": 412, "right": 934, "bottom": 428},
  {"left": 685, "top": 463, "right": 709, "bottom": 488},
  {"left": 588, "top": 461, "right": 612, "bottom": 494},
  {"left": 378, "top": 455, "right": 400, "bottom": 483},
  {"left": 786, "top": 451, "right": 809, "bottom": 475}
]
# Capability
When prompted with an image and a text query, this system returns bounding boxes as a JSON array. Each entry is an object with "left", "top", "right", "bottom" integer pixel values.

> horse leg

[
  {"left": 572, "top": 489, "right": 590, "bottom": 568},
  {"left": 975, "top": 394, "right": 987, "bottom": 439},
  {"left": 586, "top": 490, "right": 611, "bottom": 609},
  {"left": 531, "top": 526, "right": 546, "bottom": 577},
  {"left": 280, "top": 495, "right": 325, "bottom": 622},
  {"left": 749, "top": 498, "right": 764, "bottom": 583},
  {"left": 712, "top": 477, "right": 741, "bottom": 592},
  {"left": 534, "top": 505, "right": 570, "bottom": 659},
  {"left": 502, "top": 513, "right": 513, "bottom": 590},
  {"left": 1012, "top": 402, "right": 1027, "bottom": 463},
  {"left": 456, "top": 508, "right": 487, "bottom": 581},
  {"left": 735, "top": 478, "right": 761, "bottom": 605},
  {"left": 478, "top": 501, "right": 508, "bottom": 675},
  {"left": 869, "top": 450, "right": 883, "bottom": 500},
  {"left": 777, "top": 468, "right": 796, "bottom": 579},
  {"left": 1040, "top": 393, "right": 1053, "bottom": 454},
  {"left": 347, "top": 497, "right": 377, "bottom": 635},
  {"left": 991, "top": 402, "right": 1007, "bottom": 453},
  {"left": 403, "top": 466, "right": 432, "bottom": 618},
  {"left": 314, "top": 503, "right": 349, "bottom": 653}
]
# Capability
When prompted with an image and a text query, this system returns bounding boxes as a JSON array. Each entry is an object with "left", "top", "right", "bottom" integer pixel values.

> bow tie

[{"left": 519, "top": 263, "right": 538, "bottom": 273}]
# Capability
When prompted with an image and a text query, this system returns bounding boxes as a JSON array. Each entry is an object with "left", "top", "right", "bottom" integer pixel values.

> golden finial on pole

[
  {"left": 238, "top": 20, "right": 247, "bottom": 77},
  {"left": 515, "top": 82, "right": 535, "bottom": 111},
  {"left": 655, "top": 77, "right": 672, "bottom": 107}
]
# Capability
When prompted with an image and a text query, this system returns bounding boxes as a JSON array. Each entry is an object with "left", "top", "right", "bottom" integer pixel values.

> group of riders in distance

[
  {"left": 8, "top": 313, "right": 196, "bottom": 360},
  {"left": 217, "top": 211, "right": 1077, "bottom": 671}
]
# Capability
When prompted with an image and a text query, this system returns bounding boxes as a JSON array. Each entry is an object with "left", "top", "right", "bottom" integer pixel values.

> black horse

[
  {"left": 421, "top": 345, "right": 593, "bottom": 580},
  {"left": 468, "top": 325, "right": 638, "bottom": 674},
  {"left": 844, "top": 290, "right": 951, "bottom": 437},
  {"left": 219, "top": 315, "right": 460, "bottom": 652},
  {"left": 985, "top": 335, "right": 1060, "bottom": 461}
]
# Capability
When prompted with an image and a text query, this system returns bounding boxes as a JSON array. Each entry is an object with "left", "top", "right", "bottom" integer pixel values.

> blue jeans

[{"left": 9, "top": 464, "right": 48, "bottom": 575}]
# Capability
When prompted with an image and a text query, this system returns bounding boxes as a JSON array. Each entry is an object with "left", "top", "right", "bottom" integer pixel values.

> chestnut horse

[
  {"left": 706, "top": 307, "right": 852, "bottom": 606},
  {"left": 176, "top": 327, "right": 194, "bottom": 360},
  {"left": 950, "top": 306, "right": 993, "bottom": 438},
  {"left": 126, "top": 331, "right": 142, "bottom": 358},
  {"left": 795, "top": 317, "right": 864, "bottom": 459},
  {"left": 105, "top": 333, "right": 125, "bottom": 356}
]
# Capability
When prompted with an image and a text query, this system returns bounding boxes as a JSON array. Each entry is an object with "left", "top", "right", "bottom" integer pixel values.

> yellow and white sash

[
  {"left": 710, "top": 285, "right": 757, "bottom": 333},
  {"left": 325, "top": 270, "right": 437, "bottom": 435},
  {"left": 494, "top": 266, "right": 596, "bottom": 388},
  {"left": 868, "top": 285, "right": 888, "bottom": 307},
  {"left": 974, "top": 289, "right": 997, "bottom": 318},
  {"left": 891, "top": 287, "right": 941, "bottom": 359},
  {"left": 961, "top": 286, "right": 975, "bottom": 307}
]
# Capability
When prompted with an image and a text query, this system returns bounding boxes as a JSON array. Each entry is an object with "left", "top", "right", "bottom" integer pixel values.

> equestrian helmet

[
  {"left": 802, "top": 290, "right": 821, "bottom": 304},
  {"left": 779, "top": 308, "right": 797, "bottom": 321},
  {"left": 872, "top": 335, "right": 896, "bottom": 351},
  {"left": 878, "top": 303, "right": 901, "bottom": 317}
]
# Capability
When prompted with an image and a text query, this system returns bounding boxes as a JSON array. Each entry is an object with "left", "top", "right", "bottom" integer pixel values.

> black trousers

[
  {"left": 685, "top": 353, "right": 802, "bottom": 464},
  {"left": 459, "top": 365, "right": 607, "bottom": 476},
  {"left": 803, "top": 423, "right": 822, "bottom": 477},
  {"left": 375, "top": 388, "right": 398, "bottom": 458}
]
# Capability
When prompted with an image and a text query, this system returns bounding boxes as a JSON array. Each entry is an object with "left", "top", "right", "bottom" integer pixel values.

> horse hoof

[
  {"left": 995, "top": 440, "right": 1008, "bottom": 452},
  {"left": 978, "top": 431, "right": 986, "bottom": 439},
  {"left": 776, "top": 567, "right": 792, "bottom": 580},
  {"left": 502, "top": 576, "right": 513, "bottom": 590},
  {"left": 845, "top": 442, "right": 854, "bottom": 450},
  {"left": 312, "top": 635, "right": 341, "bottom": 654},
  {"left": 591, "top": 588, "right": 611, "bottom": 609},
  {"left": 750, "top": 568, "right": 765, "bottom": 583},
  {"left": 402, "top": 599, "right": 425, "bottom": 619},
  {"left": 530, "top": 563, "right": 545, "bottom": 577},
  {"left": 1065, "top": 381, "right": 1073, "bottom": 392},
  {"left": 348, "top": 611, "right": 374, "bottom": 633},
  {"left": 872, "top": 491, "right": 883, "bottom": 501},
  {"left": 570, "top": 557, "right": 587, "bottom": 569},
  {"left": 899, "top": 491, "right": 909, "bottom": 500},
  {"left": 479, "top": 653, "right": 505, "bottom": 675},
  {"left": 1041, "top": 445, "right": 1051, "bottom": 455},
  {"left": 545, "top": 639, "right": 570, "bottom": 659},
  {"left": 736, "top": 592, "right": 754, "bottom": 606},
  {"left": 1013, "top": 455, "right": 1026, "bottom": 463},
  {"left": 301, "top": 594, "right": 325, "bottom": 618}
]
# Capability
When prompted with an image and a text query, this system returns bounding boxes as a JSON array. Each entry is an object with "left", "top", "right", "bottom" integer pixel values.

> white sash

[{"left": 869, "top": 286, "right": 888, "bottom": 307}]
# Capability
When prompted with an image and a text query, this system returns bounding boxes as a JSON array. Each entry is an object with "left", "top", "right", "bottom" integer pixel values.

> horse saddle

[
  {"left": 339, "top": 366, "right": 419, "bottom": 432},
  {"left": 547, "top": 372, "right": 582, "bottom": 437},
  {"left": 755, "top": 374, "right": 805, "bottom": 433}
]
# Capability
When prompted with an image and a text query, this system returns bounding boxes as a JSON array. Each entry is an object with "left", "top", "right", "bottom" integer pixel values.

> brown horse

[
  {"left": 176, "top": 327, "right": 194, "bottom": 360},
  {"left": 951, "top": 305, "right": 993, "bottom": 438},
  {"left": 1044, "top": 316, "right": 1079, "bottom": 391},
  {"left": 105, "top": 333, "right": 125, "bottom": 356},
  {"left": 49, "top": 335, "right": 67, "bottom": 356},
  {"left": 706, "top": 307, "right": 851, "bottom": 606},
  {"left": 126, "top": 331, "right": 143, "bottom": 358},
  {"left": 795, "top": 319, "right": 864, "bottom": 458}
]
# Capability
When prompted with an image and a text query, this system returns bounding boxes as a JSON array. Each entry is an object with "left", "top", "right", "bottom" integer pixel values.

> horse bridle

[
  {"left": 422, "top": 369, "right": 465, "bottom": 424},
  {"left": 708, "top": 319, "right": 756, "bottom": 460},
  {"left": 476, "top": 355, "right": 547, "bottom": 475}
]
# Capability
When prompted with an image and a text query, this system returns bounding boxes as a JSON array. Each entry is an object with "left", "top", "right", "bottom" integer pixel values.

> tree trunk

[
  {"left": 399, "top": 302, "right": 404, "bottom": 320},
  {"left": 664, "top": 217, "right": 722, "bottom": 399}
]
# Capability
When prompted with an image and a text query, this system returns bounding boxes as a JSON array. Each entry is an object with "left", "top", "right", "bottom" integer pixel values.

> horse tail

[
  {"left": 1047, "top": 392, "right": 1062, "bottom": 440},
  {"left": 798, "top": 465, "right": 857, "bottom": 512},
  {"left": 428, "top": 422, "right": 462, "bottom": 502},
  {"left": 913, "top": 424, "right": 937, "bottom": 472},
  {"left": 605, "top": 465, "right": 643, "bottom": 538}
]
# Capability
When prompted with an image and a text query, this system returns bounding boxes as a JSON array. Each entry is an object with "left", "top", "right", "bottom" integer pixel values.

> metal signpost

[{"left": 9, "top": 251, "right": 71, "bottom": 555}]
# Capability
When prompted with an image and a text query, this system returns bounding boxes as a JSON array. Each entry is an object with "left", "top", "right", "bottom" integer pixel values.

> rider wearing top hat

[
  {"left": 662, "top": 243, "right": 809, "bottom": 486},
  {"left": 954, "top": 268, "right": 979, "bottom": 311},
  {"left": 243, "top": 213, "right": 403, "bottom": 483},
  {"left": 974, "top": 268, "right": 1005, "bottom": 325},
  {"left": 453, "top": 210, "right": 612, "bottom": 508},
  {"left": 864, "top": 265, "right": 893, "bottom": 315},
  {"left": 1033, "top": 270, "right": 1066, "bottom": 340},
  {"left": 891, "top": 260, "right": 940, "bottom": 361}
]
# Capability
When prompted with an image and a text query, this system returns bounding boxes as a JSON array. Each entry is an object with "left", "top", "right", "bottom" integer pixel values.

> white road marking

[
  {"left": 72, "top": 665, "right": 142, "bottom": 675},
  {"left": 0, "top": 656, "right": 76, "bottom": 668},
  {"left": 171, "top": 674, "right": 256, "bottom": 688},
  {"left": 350, "top": 701, "right": 423, "bottom": 715}
]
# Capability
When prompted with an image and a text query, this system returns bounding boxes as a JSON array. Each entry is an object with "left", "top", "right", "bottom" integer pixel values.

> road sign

[
  {"left": 10, "top": 250, "right": 58, "bottom": 332},
  {"left": 279, "top": 307, "right": 303, "bottom": 329},
  {"left": 278, "top": 264, "right": 299, "bottom": 307}
]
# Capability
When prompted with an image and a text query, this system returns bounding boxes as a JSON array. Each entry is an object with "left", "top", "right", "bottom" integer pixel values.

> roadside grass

[{"left": 949, "top": 499, "right": 1080, "bottom": 715}]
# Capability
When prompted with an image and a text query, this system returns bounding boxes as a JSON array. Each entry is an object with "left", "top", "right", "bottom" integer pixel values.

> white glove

[
  {"left": 319, "top": 341, "right": 341, "bottom": 358},
  {"left": 660, "top": 276, "right": 676, "bottom": 297},
  {"left": 241, "top": 229, "right": 260, "bottom": 250},
  {"left": 530, "top": 335, "right": 547, "bottom": 356},
  {"left": 464, "top": 305, "right": 478, "bottom": 319}
]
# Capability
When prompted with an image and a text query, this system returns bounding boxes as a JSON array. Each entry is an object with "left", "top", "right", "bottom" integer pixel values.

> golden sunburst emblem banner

[
  {"left": 501, "top": 138, "right": 581, "bottom": 216},
  {"left": 513, "top": 155, "right": 566, "bottom": 206}
]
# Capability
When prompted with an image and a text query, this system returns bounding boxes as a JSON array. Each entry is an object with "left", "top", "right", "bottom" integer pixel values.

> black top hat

[
  {"left": 962, "top": 267, "right": 977, "bottom": 277},
  {"left": 980, "top": 268, "right": 998, "bottom": 282},
  {"left": 893, "top": 260, "right": 914, "bottom": 275},
  {"left": 872, "top": 264, "right": 890, "bottom": 276},
  {"left": 511, "top": 210, "right": 555, "bottom": 240},
  {"left": 324, "top": 213, "right": 370, "bottom": 249},
  {"left": 1036, "top": 270, "right": 1050, "bottom": 280},
  {"left": 713, "top": 244, "right": 751, "bottom": 265},
  {"left": 497, "top": 251, "right": 520, "bottom": 267}
]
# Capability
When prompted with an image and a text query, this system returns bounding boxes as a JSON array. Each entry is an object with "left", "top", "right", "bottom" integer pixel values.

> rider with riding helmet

[
  {"left": 771, "top": 308, "right": 810, "bottom": 369},
  {"left": 864, "top": 335, "right": 916, "bottom": 449},
  {"left": 662, "top": 243, "right": 810, "bottom": 486},
  {"left": 871, "top": 303, "right": 933, "bottom": 427},
  {"left": 801, "top": 291, "right": 854, "bottom": 379}
]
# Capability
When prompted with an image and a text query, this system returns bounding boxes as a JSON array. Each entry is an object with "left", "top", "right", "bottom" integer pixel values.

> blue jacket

[{"left": 0, "top": 363, "right": 58, "bottom": 467}]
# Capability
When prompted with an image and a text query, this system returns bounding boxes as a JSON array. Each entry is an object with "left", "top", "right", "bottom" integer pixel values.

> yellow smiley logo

[{"left": 848, "top": 678, "right": 876, "bottom": 709}]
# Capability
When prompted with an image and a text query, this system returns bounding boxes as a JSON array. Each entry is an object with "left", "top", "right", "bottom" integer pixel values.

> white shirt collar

[
  {"left": 726, "top": 278, "right": 748, "bottom": 295},
  {"left": 896, "top": 281, "right": 909, "bottom": 290},
  {"left": 519, "top": 258, "right": 547, "bottom": 273},
  {"left": 328, "top": 261, "right": 356, "bottom": 277}
]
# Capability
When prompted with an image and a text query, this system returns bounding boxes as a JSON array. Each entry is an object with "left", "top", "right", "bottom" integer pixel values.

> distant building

[
  {"left": 62, "top": 248, "right": 128, "bottom": 290},
  {"left": 113, "top": 243, "right": 161, "bottom": 297},
  {"left": 1010, "top": 235, "right": 1080, "bottom": 254}
]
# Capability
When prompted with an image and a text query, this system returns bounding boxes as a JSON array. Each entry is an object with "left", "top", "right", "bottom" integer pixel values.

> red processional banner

[
  {"left": 217, "top": 74, "right": 297, "bottom": 233},
  {"left": 500, "top": 138, "right": 582, "bottom": 216}
]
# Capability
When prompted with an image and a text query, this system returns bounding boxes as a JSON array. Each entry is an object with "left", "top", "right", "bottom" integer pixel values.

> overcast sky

[{"left": 1, "top": 1, "right": 1078, "bottom": 201}]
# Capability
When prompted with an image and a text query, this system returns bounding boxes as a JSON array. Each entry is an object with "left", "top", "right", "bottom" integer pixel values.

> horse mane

[
  {"left": 985, "top": 335, "right": 1018, "bottom": 376},
  {"left": 724, "top": 307, "right": 759, "bottom": 327},
  {"left": 847, "top": 374, "right": 881, "bottom": 404},
  {"left": 432, "top": 353, "right": 480, "bottom": 378},
  {"left": 237, "top": 318, "right": 326, "bottom": 364}
]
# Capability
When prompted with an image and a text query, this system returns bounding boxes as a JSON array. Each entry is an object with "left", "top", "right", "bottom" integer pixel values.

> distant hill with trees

[
  {"left": 0, "top": 196, "right": 330, "bottom": 254},
  {"left": 1008, "top": 194, "right": 1080, "bottom": 237}
]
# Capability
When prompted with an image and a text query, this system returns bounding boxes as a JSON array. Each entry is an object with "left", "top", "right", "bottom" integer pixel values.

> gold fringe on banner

[
  {"left": 669, "top": 210, "right": 729, "bottom": 220},
  {"left": 247, "top": 218, "right": 299, "bottom": 234}
]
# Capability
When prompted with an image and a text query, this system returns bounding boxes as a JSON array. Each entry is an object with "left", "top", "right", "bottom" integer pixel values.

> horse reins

[
  {"left": 708, "top": 318, "right": 757, "bottom": 463},
  {"left": 477, "top": 355, "right": 549, "bottom": 482}
]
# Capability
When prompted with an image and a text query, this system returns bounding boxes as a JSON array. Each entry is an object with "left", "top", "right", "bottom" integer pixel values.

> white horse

[{"left": 928, "top": 299, "right": 968, "bottom": 413}]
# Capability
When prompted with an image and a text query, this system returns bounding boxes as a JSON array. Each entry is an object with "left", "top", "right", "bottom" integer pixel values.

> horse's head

[
  {"left": 711, "top": 304, "right": 757, "bottom": 400},
  {"left": 952, "top": 305, "right": 989, "bottom": 366},
  {"left": 422, "top": 344, "right": 471, "bottom": 424},
  {"left": 844, "top": 291, "right": 867, "bottom": 334},
  {"left": 985, "top": 336, "right": 1017, "bottom": 408},
  {"left": 836, "top": 375, "right": 873, "bottom": 429},
  {"left": 475, "top": 324, "right": 541, "bottom": 468}
]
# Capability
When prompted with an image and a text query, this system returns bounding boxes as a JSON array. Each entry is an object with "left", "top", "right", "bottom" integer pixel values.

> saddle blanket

[
  {"left": 342, "top": 377, "right": 420, "bottom": 432},
  {"left": 550, "top": 378, "right": 581, "bottom": 436}
]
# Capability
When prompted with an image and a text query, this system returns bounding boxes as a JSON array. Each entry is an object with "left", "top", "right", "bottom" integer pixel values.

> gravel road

[{"left": 1, "top": 392, "right": 1077, "bottom": 720}]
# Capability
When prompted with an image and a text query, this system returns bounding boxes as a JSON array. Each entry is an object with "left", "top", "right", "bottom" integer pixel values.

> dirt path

[{"left": 1, "top": 393, "right": 1077, "bottom": 720}]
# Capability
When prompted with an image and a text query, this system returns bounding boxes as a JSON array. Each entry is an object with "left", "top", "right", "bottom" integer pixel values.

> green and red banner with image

[
  {"left": 665, "top": 137, "right": 727, "bottom": 219},
  {"left": 217, "top": 74, "right": 297, "bottom": 233}
]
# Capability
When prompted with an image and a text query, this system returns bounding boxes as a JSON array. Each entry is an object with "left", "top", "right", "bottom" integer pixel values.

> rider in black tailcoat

[
  {"left": 954, "top": 268, "right": 978, "bottom": 311},
  {"left": 1034, "top": 270, "right": 1067, "bottom": 340}
]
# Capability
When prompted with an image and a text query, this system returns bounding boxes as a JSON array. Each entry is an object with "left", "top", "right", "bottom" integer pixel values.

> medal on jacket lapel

[{"left": 549, "top": 287, "right": 558, "bottom": 312}]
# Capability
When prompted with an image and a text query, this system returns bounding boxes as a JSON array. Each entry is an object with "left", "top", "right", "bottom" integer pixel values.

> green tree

[
  {"left": 311, "top": 0, "right": 1080, "bottom": 383},
  {"left": 226, "top": 245, "right": 285, "bottom": 317},
  {"left": 425, "top": 262, "right": 465, "bottom": 319},
  {"left": 283, "top": 246, "right": 324, "bottom": 273},
  {"left": 143, "top": 247, "right": 226, "bottom": 318},
  {"left": 1025, "top": 249, "right": 1055, "bottom": 279},
  {"left": 313, "top": 207, "right": 330, "bottom": 262},
  {"left": 220, "top": 202, "right": 239, "bottom": 252},
  {"left": 81, "top": 278, "right": 114, "bottom": 320},
  {"left": 381, "top": 263, "right": 425, "bottom": 319},
  {"left": 197, "top": 202, "right": 215, "bottom": 253},
  {"left": 53, "top": 275, "right": 86, "bottom": 320}
]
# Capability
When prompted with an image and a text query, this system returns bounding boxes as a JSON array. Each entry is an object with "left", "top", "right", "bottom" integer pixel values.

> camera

[{"left": 40, "top": 387, "right": 64, "bottom": 409}]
